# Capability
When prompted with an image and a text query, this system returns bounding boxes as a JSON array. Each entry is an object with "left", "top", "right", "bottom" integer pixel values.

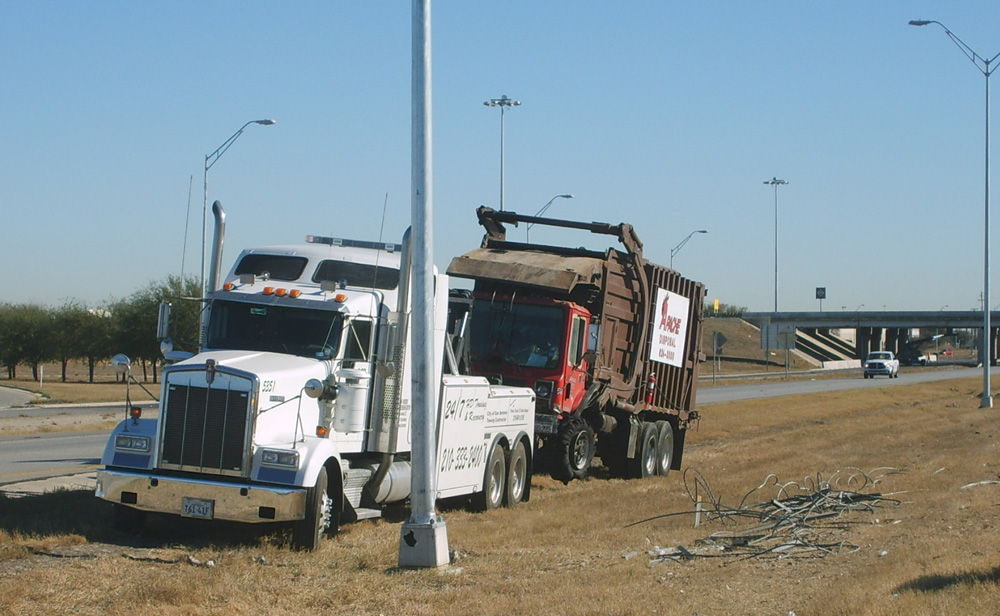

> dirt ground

[{"left": 2, "top": 374, "right": 1000, "bottom": 615}]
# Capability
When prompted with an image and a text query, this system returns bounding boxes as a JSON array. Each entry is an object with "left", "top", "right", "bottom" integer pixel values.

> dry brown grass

[{"left": 2, "top": 375, "right": 1000, "bottom": 614}]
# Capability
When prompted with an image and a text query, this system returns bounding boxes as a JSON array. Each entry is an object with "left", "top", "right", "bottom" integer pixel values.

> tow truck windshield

[{"left": 207, "top": 300, "right": 343, "bottom": 359}]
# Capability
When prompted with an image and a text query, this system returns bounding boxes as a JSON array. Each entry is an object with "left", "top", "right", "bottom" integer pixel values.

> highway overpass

[{"left": 741, "top": 310, "right": 998, "bottom": 364}]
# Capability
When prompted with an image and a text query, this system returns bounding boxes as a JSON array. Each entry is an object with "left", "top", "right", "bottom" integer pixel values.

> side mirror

[
  {"left": 587, "top": 323, "right": 600, "bottom": 353},
  {"left": 156, "top": 301, "right": 171, "bottom": 341},
  {"left": 112, "top": 354, "right": 131, "bottom": 375}
]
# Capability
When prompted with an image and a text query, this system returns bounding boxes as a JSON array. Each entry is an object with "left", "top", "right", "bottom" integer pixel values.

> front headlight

[
  {"left": 115, "top": 434, "right": 151, "bottom": 453},
  {"left": 260, "top": 448, "right": 300, "bottom": 468}
]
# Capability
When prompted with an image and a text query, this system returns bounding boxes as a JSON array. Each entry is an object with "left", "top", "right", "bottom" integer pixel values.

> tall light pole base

[
  {"left": 398, "top": 516, "right": 449, "bottom": 568},
  {"left": 981, "top": 394, "right": 993, "bottom": 409}
]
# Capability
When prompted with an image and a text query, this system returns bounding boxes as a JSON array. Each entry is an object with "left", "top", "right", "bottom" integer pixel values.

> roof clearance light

[
  {"left": 275, "top": 288, "right": 288, "bottom": 297},
  {"left": 223, "top": 282, "right": 235, "bottom": 291},
  {"left": 316, "top": 425, "right": 329, "bottom": 437},
  {"left": 334, "top": 293, "right": 347, "bottom": 303},
  {"left": 289, "top": 289, "right": 301, "bottom": 298},
  {"left": 263, "top": 287, "right": 275, "bottom": 295}
]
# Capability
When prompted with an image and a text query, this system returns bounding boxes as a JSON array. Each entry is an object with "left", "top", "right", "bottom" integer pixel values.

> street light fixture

[
  {"left": 484, "top": 95, "right": 521, "bottom": 211},
  {"left": 764, "top": 177, "right": 788, "bottom": 312},
  {"left": 669, "top": 229, "right": 708, "bottom": 268},
  {"left": 202, "top": 119, "right": 276, "bottom": 301},
  {"left": 527, "top": 194, "right": 573, "bottom": 243},
  {"left": 910, "top": 19, "right": 999, "bottom": 408}
]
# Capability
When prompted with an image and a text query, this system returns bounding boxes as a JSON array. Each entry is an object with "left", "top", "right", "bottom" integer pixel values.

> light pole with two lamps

[
  {"left": 527, "top": 194, "right": 573, "bottom": 243},
  {"left": 764, "top": 177, "right": 788, "bottom": 312},
  {"left": 669, "top": 229, "right": 708, "bottom": 268},
  {"left": 910, "top": 19, "right": 999, "bottom": 408},
  {"left": 484, "top": 95, "right": 520, "bottom": 211},
  {"left": 202, "top": 119, "right": 276, "bottom": 300}
]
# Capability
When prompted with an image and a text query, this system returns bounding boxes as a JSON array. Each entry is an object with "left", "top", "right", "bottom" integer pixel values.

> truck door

[{"left": 564, "top": 311, "right": 590, "bottom": 412}]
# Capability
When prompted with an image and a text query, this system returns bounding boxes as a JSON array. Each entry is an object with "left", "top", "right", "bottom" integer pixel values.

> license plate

[
  {"left": 535, "top": 415, "right": 559, "bottom": 435},
  {"left": 181, "top": 497, "right": 215, "bottom": 519}
]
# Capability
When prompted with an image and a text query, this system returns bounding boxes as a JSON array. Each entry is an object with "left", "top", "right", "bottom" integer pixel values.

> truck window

[
  {"left": 470, "top": 301, "right": 565, "bottom": 370},
  {"left": 206, "top": 300, "right": 343, "bottom": 359},
  {"left": 234, "top": 254, "right": 308, "bottom": 281},
  {"left": 569, "top": 315, "right": 586, "bottom": 366},
  {"left": 313, "top": 260, "right": 400, "bottom": 290},
  {"left": 344, "top": 318, "right": 373, "bottom": 362}
]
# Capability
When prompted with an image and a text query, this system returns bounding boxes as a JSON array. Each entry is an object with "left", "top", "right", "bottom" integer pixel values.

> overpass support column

[
  {"left": 886, "top": 328, "right": 903, "bottom": 356},
  {"left": 856, "top": 328, "right": 872, "bottom": 359}
]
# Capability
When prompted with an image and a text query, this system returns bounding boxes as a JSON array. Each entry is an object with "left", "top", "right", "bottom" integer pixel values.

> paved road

[
  {"left": 2, "top": 366, "right": 997, "bottom": 490},
  {"left": 0, "top": 430, "right": 107, "bottom": 487},
  {"left": 0, "top": 385, "right": 35, "bottom": 408},
  {"left": 696, "top": 365, "right": 1000, "bottom": 405}
]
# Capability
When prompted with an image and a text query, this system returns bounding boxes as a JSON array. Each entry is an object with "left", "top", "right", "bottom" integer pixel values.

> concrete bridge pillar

[{"left": 885, "top": 328, "right": 904, "bottom": 356}]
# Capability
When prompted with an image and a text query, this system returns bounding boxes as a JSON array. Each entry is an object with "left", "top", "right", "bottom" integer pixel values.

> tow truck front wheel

[
  {"left": 552, "top": 415, "right": 595, "bottom": 483},
  {"left": 293, "top": 466, "right": 334, "bottom": 551}
]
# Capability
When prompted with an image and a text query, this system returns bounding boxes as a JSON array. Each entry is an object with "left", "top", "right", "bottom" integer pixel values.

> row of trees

[{"left": 0, "top": 276, "right": 201, "bottom": 383}]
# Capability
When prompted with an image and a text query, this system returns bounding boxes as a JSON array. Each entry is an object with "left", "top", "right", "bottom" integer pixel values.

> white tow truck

[{"left": 96, "top": 207, "right": 534, "bottom": 550}]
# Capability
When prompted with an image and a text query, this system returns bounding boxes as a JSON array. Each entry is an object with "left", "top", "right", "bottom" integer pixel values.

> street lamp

[
  {"left": 202, "top": 119, "right": 276, "bottom": 300},
  {"left": 910, "top": 19, "right": 999, "bottom": 408},
  {"left": 484, "top": 95, "right": 521, "bottom": 211},
  {"left": 527, "top": 194, "right": 573, "bottom": 243},
  {"left": 669, "top": 229, "right": 708, "bottom": 268},
  {"left": 764, "top": 177, "right": 788, "bottom": 312}
]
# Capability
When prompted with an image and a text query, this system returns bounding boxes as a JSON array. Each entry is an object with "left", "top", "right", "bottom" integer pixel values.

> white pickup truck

[{"left": 863, "top": 351, "right": 899, "bottom": 379}]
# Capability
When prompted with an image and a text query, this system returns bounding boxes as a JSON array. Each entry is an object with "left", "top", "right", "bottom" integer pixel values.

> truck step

[
  {"left": 343, "top": 467, "right": 374, "bottom": 509},
  {"left": 353, "top": 507, "right": 382, "bottom": 520}
]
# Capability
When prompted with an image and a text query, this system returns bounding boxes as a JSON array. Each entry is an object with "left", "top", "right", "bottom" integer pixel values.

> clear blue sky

[{"left": 2, "top": 1, "right": 999, "bottom": 312}]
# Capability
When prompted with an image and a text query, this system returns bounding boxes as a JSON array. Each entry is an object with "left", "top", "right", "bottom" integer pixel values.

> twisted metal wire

[{"left": 636, "top": 467, "right": 905, "bottom": 562}]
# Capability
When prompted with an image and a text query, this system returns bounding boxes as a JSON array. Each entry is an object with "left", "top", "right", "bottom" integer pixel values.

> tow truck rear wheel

[
  {"left": 293, "top": 466, "right": 333, "bottom": 551},
  {"left": 654, "top": 420, "right": 675, "bottom": 477},
  {"left": 475, "top": 443, "right": 506, "bottom": 511},
  {"left": 551, "top": 415, "right": 594, "bottom": 483},
  {"left": 504, "top": 440, "right": 528, "bottom": 507}
]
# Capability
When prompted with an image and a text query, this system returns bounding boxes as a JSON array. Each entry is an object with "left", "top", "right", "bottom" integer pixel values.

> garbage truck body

[{"left": 447, "top": 207, "right": 705, "bottom": 482}]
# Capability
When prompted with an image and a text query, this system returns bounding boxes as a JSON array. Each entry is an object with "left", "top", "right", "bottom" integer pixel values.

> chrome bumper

[{"left": 95, "top": 469, "right": 307, "bottom": 523}]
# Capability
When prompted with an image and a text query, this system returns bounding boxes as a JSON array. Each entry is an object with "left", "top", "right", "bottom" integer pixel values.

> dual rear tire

[
  {"left": 602, "top": 419, "right": 675, "bottom": 479},
  {"left": 475, "top": 440, "right": 530, "bottom": 511}
]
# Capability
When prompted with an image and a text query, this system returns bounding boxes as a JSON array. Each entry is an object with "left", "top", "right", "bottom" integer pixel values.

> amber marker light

[
  {"left": 316, "top": 426, "right": 329, "bottom": 437},
  {"left": 289, "top": 289, "right": 301, "bottom": 298},
  {"left": 263, "top": 287, "right": 275, "bottom": 295}
]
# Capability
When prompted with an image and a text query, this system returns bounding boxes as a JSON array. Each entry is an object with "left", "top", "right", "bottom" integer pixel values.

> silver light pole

[
  {"left": 527, "top": 194, "right": 573, "bottom": 243},
  {"left": 910, "top": 19, "right": 999, "bottom": 408},
  {"left": 202, "top": 119, "right": 276, "bottom": 301},
  {"left": 764, "top": 177, "right": 788, "bottom": 312},
  {"left": 399, "top": 0, "right": 449, "bottom": 568},
  {"left": 669, "top": 229, "right": 708, "bottom": 268},
  {"left": 484, "top": 95, "right": 521, "bottom": 211}
]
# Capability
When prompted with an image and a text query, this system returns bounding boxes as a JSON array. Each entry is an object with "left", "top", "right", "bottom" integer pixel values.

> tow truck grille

[{"left": 160, "top": 384, "right": 251, "bottom": 476}]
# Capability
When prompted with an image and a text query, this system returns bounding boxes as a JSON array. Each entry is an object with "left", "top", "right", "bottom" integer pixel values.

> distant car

[{"left": 864, "top": 351, "right": 899, "bottom": 379}]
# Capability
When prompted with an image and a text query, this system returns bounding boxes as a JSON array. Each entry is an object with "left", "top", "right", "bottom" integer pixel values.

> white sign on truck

[{"left": 649, "top": 288, "right": 690, "bottom": 368}]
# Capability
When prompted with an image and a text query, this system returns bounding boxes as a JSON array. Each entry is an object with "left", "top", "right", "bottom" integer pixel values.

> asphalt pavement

[{"left": 0, "top": 385, "right": 36, "bottom": 408}]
